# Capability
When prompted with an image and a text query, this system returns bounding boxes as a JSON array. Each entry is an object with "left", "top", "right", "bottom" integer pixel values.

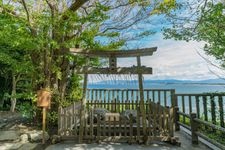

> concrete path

[{"left": 45, "top": 130, "right": 212, "bottom": 150}]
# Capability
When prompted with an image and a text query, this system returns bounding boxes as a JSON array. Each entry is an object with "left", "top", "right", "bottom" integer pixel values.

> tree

[
  {"left": 0, "top": 12, "right": 35, "bottom": 112},
  {"left": 163, "top": 1, "right": 225, "bottom": 68},
  {"left": 0, "top": 0, "right": 177, "bottom": 113}
]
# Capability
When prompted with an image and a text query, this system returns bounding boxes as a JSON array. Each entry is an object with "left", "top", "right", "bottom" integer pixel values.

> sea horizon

[{"left": 87, "top": 78, "right": 225, "bottom": 94}]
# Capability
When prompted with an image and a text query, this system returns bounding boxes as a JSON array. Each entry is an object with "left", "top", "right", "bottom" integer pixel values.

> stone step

[{"left": 0, "top": 131, "right": 19, "bottom": 142}]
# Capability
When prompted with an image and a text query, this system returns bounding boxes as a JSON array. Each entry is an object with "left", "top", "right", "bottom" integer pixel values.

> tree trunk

[
  {"left": 44, "top": 48, "right": 51, "bottom": 88},
  {"left": 59, "top": 60, "right": 70, "bottom": 102},
  {"left": 10, "top": 75, "right": 17, "bottom": 112}
]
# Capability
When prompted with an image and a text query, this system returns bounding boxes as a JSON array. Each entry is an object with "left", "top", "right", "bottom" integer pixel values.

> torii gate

[{"left": 70, "top": 47, "right": 157, "bottom": 143}]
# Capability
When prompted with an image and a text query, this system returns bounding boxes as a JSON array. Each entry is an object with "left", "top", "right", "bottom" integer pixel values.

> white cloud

[{"left": 117, "top": 33, "right": 221, "bottom": 80}]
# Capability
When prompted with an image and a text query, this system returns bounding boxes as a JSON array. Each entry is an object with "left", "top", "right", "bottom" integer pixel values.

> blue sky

[
  {"left": 94, "top": 1, "right": 224, "bottom": 81},
  {"left": 118, "top": 33, "right": 218, "bottom": 80},
  {"left": 116, "top": 15, "right": 223, "bottom": 80}
]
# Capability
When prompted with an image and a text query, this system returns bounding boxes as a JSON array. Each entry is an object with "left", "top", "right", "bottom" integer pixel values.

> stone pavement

[{"left": 45, "top": 130, "right": 213, "bottom": 150}]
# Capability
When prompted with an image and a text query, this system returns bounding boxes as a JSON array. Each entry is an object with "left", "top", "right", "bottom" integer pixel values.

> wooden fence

[
  {"left": 58, "top": 89, "right": 225, "bottom": 148},
  {"left": 58, "top": 89, "right": 177, "bottom": 143},
  {"left": 175, "top": 93, "right": 225, "bottom": 149},
  {"left": 86, "top": 88, "right": 176, "bottom": 107}
]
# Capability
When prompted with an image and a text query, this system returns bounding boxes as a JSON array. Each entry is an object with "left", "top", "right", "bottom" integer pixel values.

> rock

[
  {"left": 27, "top": 130, "right": 49, "bottom": 142},
  {"left": 17, "top": 124, "right": 28, "bottom": 129},
  {"left": 0, "top": 122, "right": 7, "bottom": 129},
  {"left": 0, "top": 131, "right": 19, "bottom": 141},
  {"left": 0, "top": 142, "right": 23, "bottom": 150},
  {"left": 121, "top": 110, "right": 137, "bottom": 122},
  {"left": 20, "top": 134, "right": 29, "bottom": 143},
  {"left": 94, "top": 108, "right": 109, "bottom": 117},
  {"left": 87, "top": 108, "right": 110, "bottom": 123},
  {"left": 18, "top": 143, "right": 39, "bottom": 150},
  {"left": 51, "top": 135, "right": 61, "bottom": 144}
]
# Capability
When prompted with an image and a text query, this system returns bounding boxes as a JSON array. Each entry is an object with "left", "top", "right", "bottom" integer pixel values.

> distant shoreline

[
  {"left": 150, "top": 82, "right": 225, "bottom": 85},
  {"left": 90, "top": 82, "right": 225, "bottom": 86},
  {"left": 90, "top": 79, "right": 225, "bottom": 86}
]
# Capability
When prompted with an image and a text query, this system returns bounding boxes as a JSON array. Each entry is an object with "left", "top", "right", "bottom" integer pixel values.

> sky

[
  {"left": 116, "top": 6, "right": 224, "bottom": 81},
  {"left": 117, "top": 33, "right": 221, "bottom": 81},
  {"left": 94, "top": 1, "right": 225, "bottom": 81}
]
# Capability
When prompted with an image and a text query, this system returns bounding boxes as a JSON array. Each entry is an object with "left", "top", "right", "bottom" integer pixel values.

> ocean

[{"left": 88, "top": 82, "right": 225, "bottom": 94}]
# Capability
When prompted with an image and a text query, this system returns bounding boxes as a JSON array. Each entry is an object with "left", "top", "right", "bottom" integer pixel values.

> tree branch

[
  {"left": 21, "top": 0, "right": 30, "bottom": 24},
  {"left": 69, "top": 0, "right": 89, "bottom": 11},
  {"left": 45, "top": 0, "right": 54, "bottom": 11},
  {"left": 196, "top": 50, "right": 225, "bottom": 71},
  {"left": 61, "top": 0, "right": 89, "bottom": 20}
]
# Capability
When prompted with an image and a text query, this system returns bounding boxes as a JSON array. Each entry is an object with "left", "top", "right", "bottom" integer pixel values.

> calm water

[{"left": 88, "top": 83, "right": 225, "bottom": 94}]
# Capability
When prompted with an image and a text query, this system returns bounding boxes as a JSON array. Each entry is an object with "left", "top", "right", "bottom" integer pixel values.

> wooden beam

[
  {"left": 137, "top": 56, "right": 147, "bottom": 138},
  {"left": 74, "top": 67, "right": 152, "bottom": 74},
  {"left": 70, "top": 47, "right": 157, "bottom": 58}
]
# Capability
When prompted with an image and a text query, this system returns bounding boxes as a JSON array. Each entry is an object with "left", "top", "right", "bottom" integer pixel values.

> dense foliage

[
  {"left": 0, "top": 0, "right": 176, "bottom": 125},
  {"left": 164, "top": 1, "right": 225, "bottom": 67}
]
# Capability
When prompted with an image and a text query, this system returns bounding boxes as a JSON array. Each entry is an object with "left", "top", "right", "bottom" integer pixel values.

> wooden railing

[
  {"left": 58, "top": 100, "right": 175, "bottom": 143},
  {"left": 58, "top": 102, "right": 82, "bottom": 136},
  {"left": 175, "top": 93, "right": 225, "bottom": 149},
  {"left": 86, "top": 89, "right": 176, "bottom": 107},
  {"left": 58, "top": 89, "right": 225, "bottom": 148}
]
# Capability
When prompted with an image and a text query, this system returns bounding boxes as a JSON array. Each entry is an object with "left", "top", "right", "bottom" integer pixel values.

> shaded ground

[
  {"left": 45, "top": 131, "right": 212, "bottom": 150},
  {"left": 0, "top": 112, "right": 218, "bottom": 150},
  {"left": 0, "top": 111, "right": 24, "bottom": 129},
  {"left": 0, "top": 111, "right": 47, "bottom": 150}
]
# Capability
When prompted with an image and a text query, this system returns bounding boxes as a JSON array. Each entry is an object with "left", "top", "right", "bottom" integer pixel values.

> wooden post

[
  {"left": 42, "top": 107, "right": 47, "bottom": 144},
  {"left": 79, "top": 73, "right": 88, "bottom": 143},
  {"left": 73, "top": 103, "right": 77, "bottom": 137},
  {"left": 196, "top": 96, "right": 200, "bottom": 118},
  {"left": 152, "top": 90, "right": 155, "bottom": 103},
  {"left": 58, "top": 106, "right": 62, "bottom": 135},
  {"left": 137, "top": 56, "right": 147, "bottom": 137},
  {"left": 158, "top": 90, "right": 160, "bottom": 104},
  {"left": 169, "top": 107, "right": 174, "bottom": 137},
  {"left": 164, "top": 91, "right": 167, "bottom": 107},
  {"left": 190, "top": 113, "right": 198, "bottom": 144},
  {"left": 182, "top": 96, "right": 185, "bottom": 123},
  {"left": 210, "top": 96, "right": 216, "bottom": 125},
  {"left": 97, "top": 114, "right": 100, "bottom": 141},
  {"left": 218, "top": 96, "right": 224, "bottom": 127},
  {"left": 203, "top": 96, "right": 208, "bottom": 121},
  {"left": 137, "top": 107, "right": 141, "bottom": 143},
  {"left": 189, "top": 96, "right": 192, "bottom": 114},
  {"left": 129, "top": 114, "right": 133, "bottom": 143},
  {"left": 90, "top": 108, "right": 94, "bottom": 141},
  {"left": 174, "top": 106, "right": 180, "bottom": 131},
  {"left": 171, "top": 90, "right": 177, "bottom": 108}
]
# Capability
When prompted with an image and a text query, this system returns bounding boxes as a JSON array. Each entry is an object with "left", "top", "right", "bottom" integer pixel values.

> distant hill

[{"left": 145, "top": 79, "right": 225, "bottom": 85}]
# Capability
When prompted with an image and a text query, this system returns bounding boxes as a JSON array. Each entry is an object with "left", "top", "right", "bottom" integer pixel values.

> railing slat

[
  {"left": 182, "top": 96, "right": 185, "bottom": 124},
  {"left": 152, "top": 90, "right": 155, "bottom": 103},
  {"left": 203, "top": 96, "right": 208, "bottom": 122},
  {"left": 196, "top": 96, "right": 200, "bottom": 118},
  {"left": 218, "top": 96, "right": 224, "bottom": 127},
  {"left": 164, "top": 91, "right": 167, "bottom": 107},
  {"left": 210, "top": 96, "right": 216, "bottom": 125},
  {"left": 189, "top": 96, "right": 192, "bottom": 114}
]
